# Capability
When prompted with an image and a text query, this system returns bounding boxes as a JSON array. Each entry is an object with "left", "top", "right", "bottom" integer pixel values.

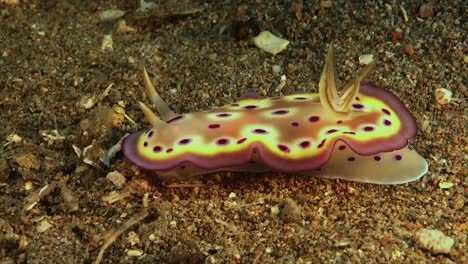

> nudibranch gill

[{"left": 122, "top": 45, "right": 428, "bottom": 184}]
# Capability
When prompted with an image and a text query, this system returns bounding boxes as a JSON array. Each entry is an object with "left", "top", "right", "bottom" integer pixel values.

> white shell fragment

[
  {"left": 127, "top": 249, "right": 143, "bottom": 257},
  {"left": 106, "top": 170, "right": 126, "bottom": 189},
  {"left": 359, "top": 54, "right": 374, "bottom": 65},
  {"left": 415, "top": 229, "right": 454, "bottom": 254},
  {"left": 253, "top": 31, "right": 290, "bottom": 55},
  {"left": 98, "top": 9, "right": 126, "bottom": 22},
  {"left": 434, "top": 88, "right": 452, "bottom": 105}
]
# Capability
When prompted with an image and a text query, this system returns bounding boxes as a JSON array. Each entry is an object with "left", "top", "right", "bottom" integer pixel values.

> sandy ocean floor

[{"left": 0, "top": 1, "right": 466, "bottom": 263}]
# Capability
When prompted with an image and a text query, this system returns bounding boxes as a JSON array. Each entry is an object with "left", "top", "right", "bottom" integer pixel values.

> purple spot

[
  {"left": 181, "top": 165, "right": 186, "bottom": 169},
  {"left": 308, "top": 116, "right": 320, "bottom": 123},
  {"left": 272, "top": 109, "right": 289, "bottom": 115},
  {"left": 317, "top": 139, "right": 326, "bottom": 148},
  {"left": 166, "top": 148, "right": 173, "bottom": 153},
  {"left": 167, "top": 115, "right": 184, "bottom": 123},
  {"left": 395, "top": 155, "right": 402, "bottom": 161},
  {"left": 237, "top": 138, "right": 247, "bottom": 144},
  {"left": 374, "top": 156, "right": 381, "bottom": 161},
  {"left": 384, "top": 119, "right": 392, "bottom": 126},
  {"left": 217, "top": 138, "right": 229, "bottom": 145},
  {"left": 299, "top": 141, "right": 310, "bottom": 149},
  {"left": 363, "top": 126, "right": 374, "bottom": 132},
  {"left": 336, "top": 120, "right": 343, "bottom": 124},
  {"left": 277, "top": 144, "right": 290, "bottom": 153},
  {"left": 178, "top": 138, "right": 192, "bottom": 145},
  {"left": 216, "top": 113, "right": 231, "bottom": 118},
  {"left": 348, "top": 157, "right": 355, "bottom": 161},
  {"left": 143, "top": 142, "right": 148, "bottom": 147},
  {"left": 244, "top": 105, "right": 258, "bottom": 110},
  {"left": 326, "top": 129, "right": 339, "bottom": 134},
  {"left": 153, "top": 146, "right": 163, "bottom": 152},
  {"left": 291, "top": 121, "right": 299, "bottom": 127},
  {"left": 343, "top": 131, "right": 356, "bottom": 135},
  {"left": 338, "top": 145, "right": 346, "bottom": 150},
  {"left": 231, "top": 103, "right": 240, "bottom": 107},
  {"left": 208, "top": 124, "right": 221, "bottom": 129},
  {"left": 352, "top": 103, "right": 364, "bottom": 110},
  {"left": 294, "top": 97, "right": 308, "bottom": 100},
  {"left": 253, "top": 129, "right": 268, "bottom": 134},
  {"left": 382, "top": 108, "right": 391, "bottom": 115},
  {"left": 148, "top": 131, "right": 154, "bottom": 138}
]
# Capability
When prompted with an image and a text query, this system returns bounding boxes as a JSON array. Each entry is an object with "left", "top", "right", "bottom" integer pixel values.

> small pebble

[
  {"left": 404, "top": 45, "right": 415, "bottom": 56},
  {"left": 272, "top": 65, "right": 282, "bottom": 74},
  {"left": 36, "top": 219, "right": 52, "bottom": 233},
  {"left": 419, "top": 4, "right": 434, "bottom": 18},
  {"left": 391, "top": 31, "right": 403, "bottom": 43},
  {"left": 358, "top": 54, "right": 374, "bottom": 65},
  {"left": 270, "top": 205, "right": 280, "bottom": 215},
  {"left": 253, "top": 31, "right": 290, "bottom": 55},
  {"left": 434, "top": 88, "right": 452, "bottom": 105},
  {"left": 24, "top": 181, "right": 33, "bottom": 191},
  {"left": 415, "top": 229, "right": 454, "bottom": 254},
  {"left": 320, "top": 0, "right": 333, "bottom": 9}
]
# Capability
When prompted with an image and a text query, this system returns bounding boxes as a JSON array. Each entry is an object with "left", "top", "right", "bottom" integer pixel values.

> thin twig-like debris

[
  {"left": 94, "top": 210, "right": 149, "bottom": 264},
  {"left": 23, "top": 183, "right": 57, "bottom": 211}
]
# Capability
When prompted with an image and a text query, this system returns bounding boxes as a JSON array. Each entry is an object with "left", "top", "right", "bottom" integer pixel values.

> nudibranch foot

[
  {"left": 157, "top": 162, "right": 270, "bottom": 180},
  {"left": 302, "top": 144, "right": 428, "bottom": 184},
  {"left": 122, "top": 44, "right": 428, "bottom": 184}
]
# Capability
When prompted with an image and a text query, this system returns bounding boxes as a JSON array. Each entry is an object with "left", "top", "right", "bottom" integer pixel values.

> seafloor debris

[
  {"left": 98, "top": 9, "right": 126, "bottom": 22},
  {"left": 415, "top": 229, "right": 454, "bottom": 254},
  {"left": 253, "top": 31, "right": 290, "bottom": 55},
  {"left": 94, "top": 210, "right": 149, "bottom": 264},
  {"left": 359, "top": 54, "right": 374, "bottom": 65},
  {"left": 106, "top": 170, "right": 127, "bottom": 189},
  {"left": 131, "top": 0, "right": 204, "bottom": 22},
  {"left": 15, "top": 154, "right": 40, "bottom": 171},
  {"left": 435, "top": 88, "right": 452, "bottom": 105}
]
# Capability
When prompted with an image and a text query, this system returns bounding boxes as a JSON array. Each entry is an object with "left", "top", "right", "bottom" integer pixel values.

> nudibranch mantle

[{"left": 122, "top": 45, "right": 428, "bottom": 184}]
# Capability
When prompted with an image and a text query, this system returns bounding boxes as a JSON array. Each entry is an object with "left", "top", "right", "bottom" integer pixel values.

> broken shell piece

[
  {"left": 359, "top": 54, "right": 374, "bottom": 65},
  {"left": 112, "top": 105, "right": 126, "bottom": 128},
  {"left": 101, "top": 34, "right": 114, "bottom": 52},
  {"left": 253, "top": 31, "right": 290, "bottom": 55},
  {"left": 106, "top": 171, "right": 126, "bottom": 189},
  {"left": 98, "top": 9, "right": 126, "bottom": 22},
  {"left": 415, "top": 229, "right": 454, "bottom": 254},
  {"left": 116, "top": 20, "right": 137, "bottom": 34},
  {"left": 435, "top": 88, "right": 452, "bottom": 105},
  {"left": 5, "top": 133, "right": 22, "bottom": 146}
]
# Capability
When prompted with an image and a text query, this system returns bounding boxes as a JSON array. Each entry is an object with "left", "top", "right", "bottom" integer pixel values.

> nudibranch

[{"left": 122, "top": 45, "right": 428, "bottom": 184}]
